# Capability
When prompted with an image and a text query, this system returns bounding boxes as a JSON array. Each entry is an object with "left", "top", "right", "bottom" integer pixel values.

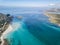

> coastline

[
  {"left": 1, "top": 24, "right": 13, "bottom": 39},
  {"left": 1, "top": 24, "right": 13, "bottom": 45}
]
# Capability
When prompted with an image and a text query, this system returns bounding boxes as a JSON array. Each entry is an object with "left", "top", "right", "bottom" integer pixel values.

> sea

[{"left": 1, "top": 6, "right": 60, "bottom": 45}]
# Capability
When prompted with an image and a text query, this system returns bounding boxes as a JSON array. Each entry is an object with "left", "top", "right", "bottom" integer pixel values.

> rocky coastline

[
  {"left": 45, "top": 8, "right": 60, "bottom": 25},
  {"left": 0, "top": 13, "right": 13, "bottom": 45}
]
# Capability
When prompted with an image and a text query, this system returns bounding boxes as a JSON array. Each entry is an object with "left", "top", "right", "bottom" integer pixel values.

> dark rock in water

[
  {"left": 0, "top": 39, "right": 2, "bottom": 44},
  {"left": 6, "top": 14, "right": 10, "bottom": 17},
  {"left": 1, "top": 39, "right": 9, "bottom": 45}
]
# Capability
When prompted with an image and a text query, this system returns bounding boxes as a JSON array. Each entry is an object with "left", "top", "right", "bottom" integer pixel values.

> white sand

[
  {"left": 1, "top": 24, "right": 13, "bottom": 45},
  {"left": 1, "top": 22, "right": 20, "bottom": 45},
  {"left": 1, "top": 25, "right": 13, "bottom": 42},
  {"left": 2, "top": 22, "right": 20, "bottom": 36},
  {"left": 3, "top": 25, "right": 13, "bottom": 35}
]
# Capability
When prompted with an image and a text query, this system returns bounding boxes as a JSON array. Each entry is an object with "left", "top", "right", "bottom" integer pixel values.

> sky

[{"left": 0, "top": 0, "right": 60, "bottom": 7}]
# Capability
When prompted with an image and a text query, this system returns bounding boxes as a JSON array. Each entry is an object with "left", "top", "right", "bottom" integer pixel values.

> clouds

[
  {"left": 49, "top": 3, "right": 55, "bottom": 6},
  {"left": 49, "top": 3, "right": 60, "bottom": 7}
]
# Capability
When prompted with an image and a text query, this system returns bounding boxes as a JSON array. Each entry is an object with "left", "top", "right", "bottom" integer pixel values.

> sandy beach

[{"left": 1, "top": 24, "right": 13, "bottom": 45}]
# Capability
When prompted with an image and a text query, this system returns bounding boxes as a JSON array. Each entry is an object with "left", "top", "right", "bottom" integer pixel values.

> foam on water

[
  {"left": 1, "top": 18, "right": 45, "bottom": 45},
  {"left": 1, "top": 7, "right": 60, "bottom": 45}
]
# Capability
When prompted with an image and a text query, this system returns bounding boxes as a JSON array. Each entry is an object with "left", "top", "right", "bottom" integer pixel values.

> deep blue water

[{"left": 1, "top": 7, "right": 60, "bottom": 45}]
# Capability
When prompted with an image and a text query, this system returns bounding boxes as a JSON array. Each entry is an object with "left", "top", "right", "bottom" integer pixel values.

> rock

[
  {"left": 0, "top": 13, "right": 13, "bottom": 45},
  {"left": 0, "top": 39, "right": 2, "bottom": 44},
  {"left": 1, "top": 39, "right": 9, "bottom": 45}
]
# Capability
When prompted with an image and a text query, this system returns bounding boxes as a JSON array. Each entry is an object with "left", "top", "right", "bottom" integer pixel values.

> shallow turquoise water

[
  {"left": 4, "top": 17, "right": 60, "bottom": 45},
  {"left": 0, "top": 7, "right": 60, "bottom": 45}
]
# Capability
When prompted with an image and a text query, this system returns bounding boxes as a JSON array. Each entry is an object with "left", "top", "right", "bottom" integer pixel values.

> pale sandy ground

[
  {"left": 1, "top": 22, "right": 20, "bottom": 39},
  {"left": 1, "top": 22, "right": 20, "bottom": 45}
]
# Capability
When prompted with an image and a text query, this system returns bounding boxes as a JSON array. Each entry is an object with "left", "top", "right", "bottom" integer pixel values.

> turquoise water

[
  {"left": 5, "top": 18, "right": 45, "bottom": 45},
  {"left": 4, "top": 17, "right": 60, "bottom": 45},
  {"left": 1, "top": 7, "right": 60, "bottom": 45}
]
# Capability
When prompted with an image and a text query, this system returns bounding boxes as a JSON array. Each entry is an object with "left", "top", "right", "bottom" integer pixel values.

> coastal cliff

[
  {"left": 45, "top": 8, "right": 60, "bottom": 25},
  {"left": 0, "top": 13, "right": 12, "bottom": 45}
]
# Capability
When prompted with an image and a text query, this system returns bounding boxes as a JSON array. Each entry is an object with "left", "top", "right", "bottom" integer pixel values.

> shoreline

[{"left": 1, "top": 24, "right": 13, "bottom": 45}]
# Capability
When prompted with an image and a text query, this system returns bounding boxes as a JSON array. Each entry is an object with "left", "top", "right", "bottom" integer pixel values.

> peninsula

[
  {"left": 0, "top": 13, "right": 13, "bottom": 45},
  {"left": 45, "top": 8, "right": 60, "bottom": 25}
]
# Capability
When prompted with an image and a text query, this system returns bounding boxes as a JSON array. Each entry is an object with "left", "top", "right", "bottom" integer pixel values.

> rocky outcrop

[{"left": 1, "top": 39, "right": 10, "bottom": 45}]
